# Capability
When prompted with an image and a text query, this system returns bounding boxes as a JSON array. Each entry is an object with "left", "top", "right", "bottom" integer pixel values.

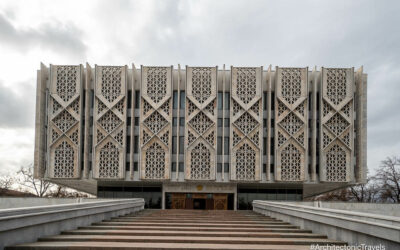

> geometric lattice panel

[
  {"left": 48, "top": 65, "right": 82, "bottom": 178},
  {"left": 230, "top": 67, "right": 262, "bottom": 181},
  {"left": 185, "top": 66, "right": 217, "bottom": 180},
  {"left": 320, "top": 68, "right": 354, "bottom": 182},
  {"left": 140, "top": 66, "right": 172, "bottom": 180},
  {"left": 93, "top": 65, "right": 127, "bottom": 179},
  {"left": 275, "top": 67, "right": 308, "bottom": 182}
]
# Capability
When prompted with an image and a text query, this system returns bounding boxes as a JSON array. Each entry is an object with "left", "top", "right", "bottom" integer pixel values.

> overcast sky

[{"left": 0, "top": 0, "right": 399, "bottom": 176}]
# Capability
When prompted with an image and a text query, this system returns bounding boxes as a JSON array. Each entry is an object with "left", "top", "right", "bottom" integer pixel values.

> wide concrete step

[
  {"left": 94, "top": 221, "right": 298, "bottom": 228},
  {"left": 120, "top": 215, "right": 276, "bottom": 220},
  {"left": 6, "top": 241, "right": 317, "bottom": 249},
  {"left": 135, "top": 213, "right": 265, "bottom": 217},
  {"left": 125, "top": 215, "right": 270, "bottom": 219},
  {"left": 63, "top": 229, "right": 326, "bottom": 238},
  {"left": 6, "top": 209, "right": 347, "bottom": 249},
  {"left": 79, "top": 225, "right": 312, "bottom": 233},
  {"left": 106, "top": 219, "right": 288, "bottom": 224},
  {"left": 37, "top": 235, "right": 345, "bottom": 245},
  {"left": 115, "top": 219, "right": 279, "bottom": 223},
  {"left": 133, "top": 213, "right": 266, "bottom": 216}
]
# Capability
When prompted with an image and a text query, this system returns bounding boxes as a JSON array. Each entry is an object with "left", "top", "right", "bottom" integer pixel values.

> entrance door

[
  {"left": 193, "top": 198, "right": 206, "bottom": 209},
  {"left": 169, "top": 193, "right": 229, "bottom": 210},
  {"left": 213, "top": 193, "right": 228, "bottom": 210},
  {"left": 171, "top": 193, "right": 186, "bottom": 209}
]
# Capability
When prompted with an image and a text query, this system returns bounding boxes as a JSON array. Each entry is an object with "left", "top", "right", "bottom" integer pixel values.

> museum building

[{"left": 33, "top": 64, "right": 367, "bottom": 209}]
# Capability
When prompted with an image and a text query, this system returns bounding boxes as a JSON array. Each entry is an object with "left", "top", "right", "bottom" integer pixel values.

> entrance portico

[{"left": 162, "top": 183, "right": 237, "bottom": 210}]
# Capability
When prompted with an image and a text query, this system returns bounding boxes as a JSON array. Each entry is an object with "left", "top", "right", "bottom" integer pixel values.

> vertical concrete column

[
  {"left": 136, "top": 66, "right": 142, "bottom": 180},
  {"left": 176, "top": 64, "right": 181, "bottom": 181},
  {"left": 234, "top": 184, "right": 237, "bottom": 211},
  {"left": 222, "top": 64, "right": 225, "bottom": 181},
  {"left": 83, "top": 63, "right": 92, "bottom": 179},
  {"left": 266, "top": 65, "right": 272, "bottom": 181},
  {"left": 311, "top": 66, "right": 317, "bottom": 182},
  {"left": 162, "top": 184, "right": 166, "bottom": 209},
  {"left": 355, "top": 67, "right": 367, "bottom": 183},
  {"left": 34, "top": 63, "right": 49, "bottom": 178},
  {"left": 130, "top": 64, "right": 137, "bottom": 179}
]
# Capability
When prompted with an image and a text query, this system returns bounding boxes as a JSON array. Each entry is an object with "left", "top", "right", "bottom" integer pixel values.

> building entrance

[
  {"left": 167, "top": 193, "right": 233, "bottom": 210},
  {"left": 193, "top": 198, "right": 206, "bottom": 209}
]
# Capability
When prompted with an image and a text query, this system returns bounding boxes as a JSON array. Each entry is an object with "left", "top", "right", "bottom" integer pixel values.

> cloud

[
  {"left": 0, "top": 128, "right": 34, "bottom": 175},
  {"left": 0, "top": 80, "right": 35, "bottom": 128},
  {"left": 0, "top": 0, "right": 399, "bottom": 176},
  {"left": 0, "top": 12, "right": 87, "bottom": 57}
]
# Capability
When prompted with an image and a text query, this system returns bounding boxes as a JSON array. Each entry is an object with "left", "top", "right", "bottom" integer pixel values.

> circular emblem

[{"left": 196, "top": 185, "right": 203, "bottom": 191}]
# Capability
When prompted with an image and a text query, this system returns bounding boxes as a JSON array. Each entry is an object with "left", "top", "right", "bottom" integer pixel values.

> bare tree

[
  {"left": 0, "top": 174, "right": 14, "bottom": 195},
  {"left": 375, "top": 157, "right": 400, "bottom": 203},
  {"left": 0, "top": 175, "right": 13, "bottom": 189},
  {"left": 348, "top": 175, "right": 379, "bottom": 202},
  {"left": 311, "top": 188, "right": 351, "bottom": 201},
  {"left": 15, "top": 164, "right": 53, "bottom": 197},
  {"left": 46, "top": 186, "right": 89, "bottom": 198}
]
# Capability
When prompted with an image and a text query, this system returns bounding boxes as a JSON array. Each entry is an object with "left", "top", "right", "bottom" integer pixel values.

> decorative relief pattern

[
  {"left": 144, "top": 142, "right": 166, "bottom": 179},
  {"left": 235, "top": 144, "right": 256, "bottom": 180},
  {"left": 280, "top": 112, "right": 303, "bottom": 135},
  {"left": 192, "top": 68, "right": 212, "bottom": 104},
  {"left": 321, "top": 68, "right": 353, "bottom": 182},
  {"left": 141, "top": 66, "right": 171, "bottom": 180},
  {"left": 101, "top": 67, "right": 122, "bottom": 103},
  {"left": 234, "top": 112, "right": 258, "bottom": 135},
  {"left": 48, "top": 65, "right": 81, "bottom": 179},
  {"left": 275, "top": 67, "right": 307, "bottom": 182},
  {"left": 233, "top": 131, "right": 241, "bottom": 146},
  {"left": 93, "top": 65, "right": 126, "bottom": 179},
  {"left": 40, "top": 64, "right": 363, "bottom": 187},
  {"left": 53, "top": 141, "right": 75, "bottom": 178},
  {"left": 231, "top": 67, "right": 262, "bottom": 181},
  {"left": 98, "top": 110, "right": 122, "bottom": 134},
  {"left": 144, "top": 111, "right": 168, "bottom": 134},
  {"left": 325, "top": 113, "right": 349, "bottom": 137},
  {"left": 98, "top": 142, "right": 120, "bottom": 178},
  {"left": 189, "top": 111, "right": 213, "bottom": 135},
  {"left": 236, "top": 68, "right": 256, "bottom": 104},
  {"left": 53, "top": 110, "right": 76, "bottom": 133},
  {"left": 146, "top": 67, "right": 167, "bottom": 104},
  {"left": 188, "top": 99, "right": 197, "bottom": 116},
  {"left": 52, "top": 98, "right": 62, "bottom": 114},
  {"left": 281, "top": 68, "right": 302, "bottom": 105},
  {"left": 190, "top": 142, "right": 211, "bottom": 179},
  {"left": 56, "top": 66, "right": 78, "bottom": 103},
  {"left": 326, "top": 69, "right": 347, "bottom": 106},
  {"left": 232, "top": 99, "right": 242, "bottom": 116},
  {"left": 326, "top": 144, "right": 347, "bottom": 182},
  {"left": 280, "top": 144, "right": 301, "bottom": 181},
  {"left": 186, "top": 66, "right": 217, "bottom": 180}
]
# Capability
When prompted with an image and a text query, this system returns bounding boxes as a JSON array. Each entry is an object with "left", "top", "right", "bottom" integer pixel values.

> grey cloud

[
  {"left": 0, "top": 80, "right": 35, "bottom": 128},
  {"left": 0, "top": 0, "right": 398, "bottom": 173},
  {"left": 118, "top": 0, "right": 400, "bottom": 171},
  {"left": 0, "top": 13, "right": 87, "bottom": 56}
]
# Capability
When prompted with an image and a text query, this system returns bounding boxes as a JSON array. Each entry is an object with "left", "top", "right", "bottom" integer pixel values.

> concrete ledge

[
  {"left": 253, "top": 200, "right": 400, "bottom": 249},
  {"left": 0, "top": 198, "right": 144, "bottom": 249},
  {"left": 0, "top": 197, "right": 113, "bottom": 210},
  {"left": 268, "top": 201, "right": 400, "bottom": 227}
]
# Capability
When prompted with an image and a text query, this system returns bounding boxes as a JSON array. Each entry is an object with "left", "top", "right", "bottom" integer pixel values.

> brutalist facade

[{"left": 34, "top": 64, "right": 367, "bottom": 209}]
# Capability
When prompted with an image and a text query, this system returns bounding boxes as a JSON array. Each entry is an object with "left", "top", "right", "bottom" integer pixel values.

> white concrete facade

[{"left": 33, "top": 64, "right": 367, "bottom": 203}]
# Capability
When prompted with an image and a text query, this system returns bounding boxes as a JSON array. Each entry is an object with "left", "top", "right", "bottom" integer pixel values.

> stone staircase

[{"left": 7, "top": 209, "right": 346, "bottom": 249}]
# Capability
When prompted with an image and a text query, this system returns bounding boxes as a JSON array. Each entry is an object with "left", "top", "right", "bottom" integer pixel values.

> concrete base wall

[
  {"left": 0, "top": 199, "right": 144, "bottom": 249},
  {"left": 0, "top": 197, "right": 112, "bottom": 209},
  {"left": 253, "top": 201, "right": 400, "bottom": 249},
  {"left": 281, "top": 201, "right": 400, "bottom": 217}
]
